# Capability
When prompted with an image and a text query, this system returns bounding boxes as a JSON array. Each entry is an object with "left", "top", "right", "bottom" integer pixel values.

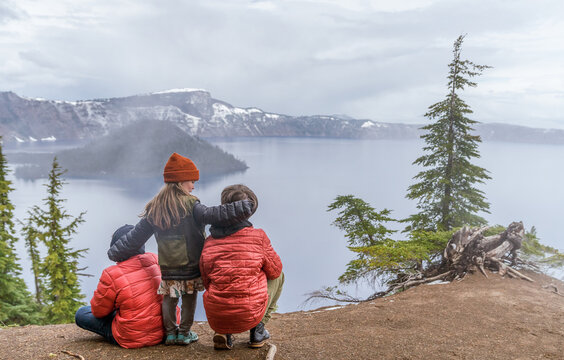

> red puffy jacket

[
  {"left": 90, "top": 252, "right": 163, "bottom": 348},
  {"left": 200, "top": 226, "right": 282, "bottom": 334}
]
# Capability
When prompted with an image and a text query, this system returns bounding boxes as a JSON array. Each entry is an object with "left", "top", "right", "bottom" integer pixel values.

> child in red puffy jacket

[
  {"left": 200, "top": 184, "right": 284, "bottom": 350},
  {"left": 75, "top": 225, "right": 164, "bottom": 348}
]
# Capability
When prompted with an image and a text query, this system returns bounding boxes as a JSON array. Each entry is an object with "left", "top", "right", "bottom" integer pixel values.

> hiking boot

[
  {"left": 176, "top": 331, "right": 198, "bottom": 345},
  {"left": 249, "top": 322, "right": 270, "bottom": 348},
  {"left": 213, "top": 333, "right": 234, "bottom": 350},
  {"left": 165, "top": 334, "right": 176, "bottom": 345}
]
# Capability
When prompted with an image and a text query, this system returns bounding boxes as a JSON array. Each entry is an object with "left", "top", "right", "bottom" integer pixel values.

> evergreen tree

[
  {"left": 0, "top": 137, "right": 41, "bottom": 325},
  {"left": 310, "top": 195, "right": 453, "bottom": 302},
  {"left": 328, "top": 195, "right": 453, "bottom": 284},
  {"left": 328, "top": 195, "right": 397, "bottom": 284},
  {"left": 406, "top": 35, "right": 491, "bottom": 231},
  {"left": 520, "top": 226, "right": 564, "bottom": 269},
  {"left": 30, "top": 157, "right": 87, "bottom": 323},
  {"left": 20, "top": 215, "right": 44, "bottom": 304}
]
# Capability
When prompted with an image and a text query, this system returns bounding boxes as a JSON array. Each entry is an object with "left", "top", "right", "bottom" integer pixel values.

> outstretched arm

[
  {"left": 193, "top": 199, "right": 254, "bottom": 226},
  {"left": 107, "top": 218, "right": 154, "bottom": 262}
]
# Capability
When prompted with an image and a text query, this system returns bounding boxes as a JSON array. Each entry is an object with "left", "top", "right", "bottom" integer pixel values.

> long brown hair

[{"left": 142, "top": 183, "right": 196, "bottom": 230}]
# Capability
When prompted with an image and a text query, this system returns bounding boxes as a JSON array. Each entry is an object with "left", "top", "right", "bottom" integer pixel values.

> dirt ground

[{"left": 2, "top": 270, "right": 564, "bottom": 360}]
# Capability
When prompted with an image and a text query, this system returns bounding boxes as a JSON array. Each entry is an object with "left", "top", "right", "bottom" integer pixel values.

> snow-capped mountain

[
  {"left": 0, "top": 89, "right": 420, "bottom": 143},
  {"left": 1, "top": 89, "right": 563, "bottom": 144}
]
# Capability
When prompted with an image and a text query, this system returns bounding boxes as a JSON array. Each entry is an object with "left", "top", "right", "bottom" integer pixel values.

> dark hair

[
  {"left": 221, "top": 184, "right": 258, "bottom": 215},
  {"left": 110, "top": 224, "right": 145, "bottom": 259}
]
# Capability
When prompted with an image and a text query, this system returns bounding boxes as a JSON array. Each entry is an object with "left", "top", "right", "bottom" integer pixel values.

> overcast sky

[{"left": 1, "top": 0, "right": 563, "bottom": 129}]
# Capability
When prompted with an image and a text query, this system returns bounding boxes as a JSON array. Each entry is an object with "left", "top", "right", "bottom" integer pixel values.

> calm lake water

[{"left": 7, "top": 137, "right": 564, "bottom": 320}]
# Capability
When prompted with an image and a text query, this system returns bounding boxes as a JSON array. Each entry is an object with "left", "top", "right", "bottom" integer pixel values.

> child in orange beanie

[{"left": 108, "top": 153, "right": 253, "bottom": 346}]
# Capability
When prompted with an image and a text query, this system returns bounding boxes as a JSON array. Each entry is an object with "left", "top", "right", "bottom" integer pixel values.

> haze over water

[{"left": 7, "top": 137, "right": 564, "bottom": 320}]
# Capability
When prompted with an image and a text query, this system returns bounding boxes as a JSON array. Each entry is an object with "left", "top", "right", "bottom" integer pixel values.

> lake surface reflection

[{"left": 8, "top": 137, "right": 564, "bottom": 320}]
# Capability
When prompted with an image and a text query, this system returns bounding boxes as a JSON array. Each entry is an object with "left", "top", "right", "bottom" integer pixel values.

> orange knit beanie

[{"left": 163, "top": 153, "right": 199, "bottom": 183}]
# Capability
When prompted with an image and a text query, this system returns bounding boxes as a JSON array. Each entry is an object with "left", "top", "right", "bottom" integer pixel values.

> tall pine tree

[
  {"left": 0, "top": 137, "right": 40, "bottom": 325},
  {"left": 20, "top": 215, "right": 44, "bottom": 304},
  {"left": 29, "top": 157, "right": 87, "bottom": 323},
  {"left": 406, "top": 35, "right": 491, "bottom": 231}
]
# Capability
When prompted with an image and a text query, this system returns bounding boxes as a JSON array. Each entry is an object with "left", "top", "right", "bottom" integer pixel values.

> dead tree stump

[
  {"left": 309, "top": 221, "right": 534, "bottom": 303},
  {"left": 442, "top": 221, "right": 532, "bottom": 282},
  {"left": 382, "top": 221, "right": 533, "bottom": 298}
]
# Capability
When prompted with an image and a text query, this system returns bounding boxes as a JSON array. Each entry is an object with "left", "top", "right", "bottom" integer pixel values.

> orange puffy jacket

[
  {"left": 200, "top": 226, "right": 282, "bottom": 334},
  {"left": 90, "top": 252, "right": 163, "bottom": 348}
]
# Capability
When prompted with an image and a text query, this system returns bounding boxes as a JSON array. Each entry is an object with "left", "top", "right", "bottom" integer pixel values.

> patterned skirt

[{"left": 157, "top": 278, "right": 205, "bottom": 298}]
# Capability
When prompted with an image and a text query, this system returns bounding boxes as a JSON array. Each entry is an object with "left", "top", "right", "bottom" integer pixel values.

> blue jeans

[{"left": 75, "top": 306, "right": 118, "bottom": 345}]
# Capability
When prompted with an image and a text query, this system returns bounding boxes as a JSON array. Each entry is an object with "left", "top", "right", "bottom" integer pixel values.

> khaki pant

[{"left": 262, "top": 272, "right": 285, "bottom": 325}]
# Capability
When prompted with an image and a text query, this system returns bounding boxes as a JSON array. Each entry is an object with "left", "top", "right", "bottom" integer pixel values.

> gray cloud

[
  {"left": 0, "top": 0, "right": 563, "bottom": 129},
  {"left": 19, "top": 50, "right": 58, "bottom": 69},
  {"left": 0, "top": 1, "right": 24, "bottom": 24}
]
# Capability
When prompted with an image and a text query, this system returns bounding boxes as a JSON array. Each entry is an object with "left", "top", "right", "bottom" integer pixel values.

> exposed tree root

[
  {"left": 543, "top": 284, "right": 564, "bottom": 297},
  {"left": 309, "top": 222, "right": 536, "bottom": 304},
  {"left": 305, "top": 289, "right": 364, "bottom": 304},
  {"left": 376, "top": 222, "right": 533, "bottom": 297},
  {"left": 383, "top": 271, "right": 453, "bottom": 297},
  {"left": 489, "top": 258, "right": 534, "bottom": 282},
  {"left": 441, "top": 222, "right": 528, "bottom": 279},
  {"left": 265, "top": 343, "right": 277, "bottom": 360}
]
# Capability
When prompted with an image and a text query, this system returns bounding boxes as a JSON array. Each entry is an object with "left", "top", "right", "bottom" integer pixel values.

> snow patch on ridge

[
  {"left": 230, "top": 107, "right": 273, "bottom": 122},
  {"left": 212, "top": 103, "right": 235, "bottom": 124},
  {"left": 362, "top": 121, "right": 390, "bottom": 128},
  {"left": 232, "top": 107, "right": 251, "bottom": 115},
  {"left": 124, "top": 106, "right": 201, "bottom": 135},
  {"left": 152, "top": 88, "right": 207, "bottom": 95}
]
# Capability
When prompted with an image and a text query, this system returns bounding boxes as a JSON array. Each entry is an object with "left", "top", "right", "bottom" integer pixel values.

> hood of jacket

[{"left": 209, "top": 220, "right": 252, "bottom": 238}]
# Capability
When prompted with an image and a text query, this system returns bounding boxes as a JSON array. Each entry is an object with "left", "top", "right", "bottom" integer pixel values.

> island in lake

[{"left": 9, "top": 120, "right": 248, "bottom": 180}]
